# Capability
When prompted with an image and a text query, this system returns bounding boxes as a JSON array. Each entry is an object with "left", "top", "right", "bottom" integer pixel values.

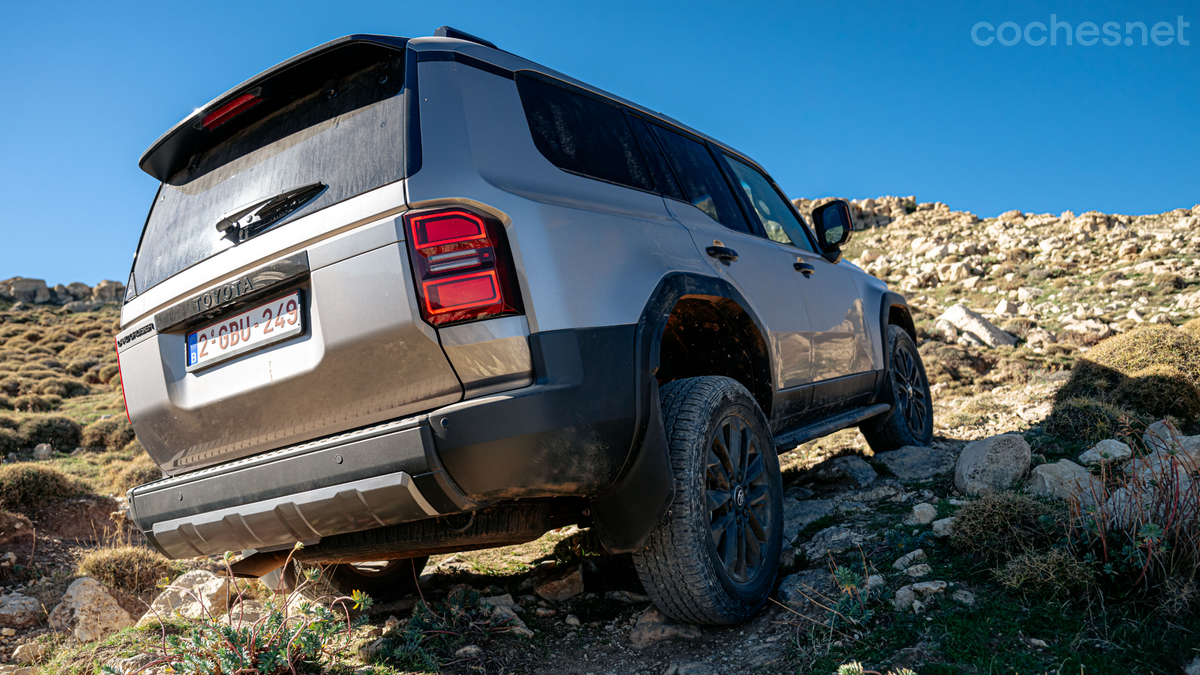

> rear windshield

[{"left": 131, "top": 44, "right": 409, "bottom": 294}]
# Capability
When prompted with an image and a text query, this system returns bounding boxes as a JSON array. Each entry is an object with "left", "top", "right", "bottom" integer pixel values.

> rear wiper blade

[{"left": 216, "top": 182, "right": 326, "bottom": 243}]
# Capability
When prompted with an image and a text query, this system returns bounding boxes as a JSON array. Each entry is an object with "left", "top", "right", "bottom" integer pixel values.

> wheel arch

[{"left": 590, "top": 272, "right": 775, "bottom": 555}]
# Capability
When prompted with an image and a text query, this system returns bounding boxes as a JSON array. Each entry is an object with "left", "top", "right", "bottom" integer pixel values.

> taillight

[
  {"left": 201, "top": 92, "right": 263, "bottom": 130},
  {"left": 114, "top": 338, "right": 132, "bottom": 425},
  {"left": 404, "top": 207, "right": 523, "bottom": 326}
]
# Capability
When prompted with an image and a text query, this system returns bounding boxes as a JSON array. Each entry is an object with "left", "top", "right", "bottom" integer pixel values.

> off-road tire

[
  {"left": 278, "top": 556, "right": 428, "bottom": 604},
  {"left": 633, "top": 376, "right": 783, "bottom": 625},
  {"left": 862, "top": 324, "right": 934, "bottom": 453}
]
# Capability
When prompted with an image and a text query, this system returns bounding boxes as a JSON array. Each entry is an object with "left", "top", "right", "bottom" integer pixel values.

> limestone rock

[
  {"left": 892, "top": 549, "right": 926, "bottom": 570},
  {"left": 904, "top": 503, "right": 938, "bottom": 525},
  {"left": 782, "top": 498, "right": 834, "bottom": 543},
  {"left": 630, "top": 607, "right": 701, "bottom": 648},
  {"left": 952, "top": 589, "right": 976, "bottom": 605},
  {"left": 904, "top": 564, "right": 932, "bottom": 578},
  {"left": 872, "top": 445, "right": 955, "bottom": 481},
  {"left": 777, "top": 569, "right": 836, "bottom": 614},
  {"left": 455, "top": 644, "right": 484, "bottom": 659},
  {"left": 12, "top": 642, "right": 44, "bottom": 664},
  {"left": 63, "top": 300, "right": 102, "bottom": 313},
  {"left": 533, "top": 563, "right": 583, "bottom": 602},
  {"left": 0, "top": 279, "right": 51, "bottom": 305},
  {"left": 48, "top": 578, "right": 133, "bottom": 643},
  {"left": 954, "top": 434, "right": 1031, "bottom": 495},
  {"left": 31, "top": 444, "right": 52, "bottom": 460},
  {"left": 932, "top": 517, "right": 956, "bottom": 538},
  {"left": 936, "top": 304, "right": 1017, "bottom": 347},
  {"left": 91, "top": 280, "right": 125, "bottom": 303},
  {"left": 490, "top": 604, "right": 534, "bottom": 637},
  {"left": 0, "top": 594, "right": 40, "bottom": 628},
  {"left": 829, "top": 456, "right": 877, "bottom": 487},
  {"left": 801, "top": 526, "right": 868, "bottom": 560},
  {"left": 1078, "top": 439, "right": 1133, "bottom": 466},
  {"left": 1027, "top": 460, "right": 1101, "bottom": 507},
  {"left": 138, "top": 570, "right": 230, "bottom": 625}
]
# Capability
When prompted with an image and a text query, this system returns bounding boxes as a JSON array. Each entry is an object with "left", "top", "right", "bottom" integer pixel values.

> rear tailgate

[{"left": 118, "top": 36, "right": 464, "bottom": 475}]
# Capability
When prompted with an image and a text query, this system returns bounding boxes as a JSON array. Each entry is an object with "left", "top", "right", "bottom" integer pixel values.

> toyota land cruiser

[{"left": 117, "top": 26, "right": 933, "bottom": 624}]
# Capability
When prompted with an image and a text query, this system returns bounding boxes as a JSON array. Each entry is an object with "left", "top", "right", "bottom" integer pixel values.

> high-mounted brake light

[
  {"left": 404, "top": 208, "right": 523, "bottom": 326},
  {"left": 201, "top": 92, "right": 263, "bottom": 130}
]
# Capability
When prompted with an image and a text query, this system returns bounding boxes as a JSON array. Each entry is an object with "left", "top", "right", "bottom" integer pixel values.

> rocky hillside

[{"left": 1, "top": 200, "right": 1199, "bottom": 675}]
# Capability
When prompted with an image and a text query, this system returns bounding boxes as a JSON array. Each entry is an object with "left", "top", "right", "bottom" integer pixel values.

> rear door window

[
  {"left": 650, "top": 125, "right": 750, "bottom": 234},
  {"left": 515, "top": 74, "right": 655, "bottom": 192},
  {"left": 723, "top": 155, "right": 817, "bottom": 252}
]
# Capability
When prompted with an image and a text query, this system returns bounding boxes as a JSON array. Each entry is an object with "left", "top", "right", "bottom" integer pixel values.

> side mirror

[{"left": 811, "top": 199, "right": 854, "bottom": 263}]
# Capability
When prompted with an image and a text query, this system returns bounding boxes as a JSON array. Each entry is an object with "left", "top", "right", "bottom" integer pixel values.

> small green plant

[
  {"left": 108, "top": 546, "right": 371, "bottom": 675},
  {"left": 836, "top": 661, "right": 916, "bottom": 675},
  {"left": 370, "top": 587, "right": 512, "bottom": 671}
]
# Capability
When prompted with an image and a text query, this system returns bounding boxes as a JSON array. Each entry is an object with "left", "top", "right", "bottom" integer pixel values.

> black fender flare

[
  {"left": 590, "top": 272, "right": 773, "bottom": 553},
  {"left": 872, "top": 291, "right": 916, "bottom": 403}
]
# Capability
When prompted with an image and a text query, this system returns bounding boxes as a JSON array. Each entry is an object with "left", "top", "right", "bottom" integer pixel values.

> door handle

[
  {"left": 706, "top": 246, "right": 739, "bottom": 262},
  {"left": 794, "top": 262, "right": 816, "bottom": 277}
]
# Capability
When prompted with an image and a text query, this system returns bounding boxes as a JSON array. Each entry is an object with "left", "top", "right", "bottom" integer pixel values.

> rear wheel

[
  {"left": 274, "top": 556, "right": 429, "bottom": 604},
  {"left": 862, "top": 324, "right": 934, "bottom": 453},
  {"left": 633, "top": 376, "right": 783, "bottom": 625}
]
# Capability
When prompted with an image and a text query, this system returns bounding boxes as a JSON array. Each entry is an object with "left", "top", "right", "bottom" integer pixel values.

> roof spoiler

[
  {"left": 434, "top": 25, "right": 498, "bottom": 50},
  {"left": 137, "top": 34, "right": 409, "bottom": 182}
]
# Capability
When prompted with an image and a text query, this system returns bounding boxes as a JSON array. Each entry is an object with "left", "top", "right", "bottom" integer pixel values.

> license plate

[{"left": 186, "top": 291, "right": 303, "bottom": 371}]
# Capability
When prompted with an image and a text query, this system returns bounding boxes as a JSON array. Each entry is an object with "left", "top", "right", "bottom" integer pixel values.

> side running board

[{"left": 773, "top": 403, "right": 891, "bottom": 452}]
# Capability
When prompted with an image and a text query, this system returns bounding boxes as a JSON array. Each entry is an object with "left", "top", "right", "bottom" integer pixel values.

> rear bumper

[{"left": 129, "top": 325, "right": 640, "bottom": 559}]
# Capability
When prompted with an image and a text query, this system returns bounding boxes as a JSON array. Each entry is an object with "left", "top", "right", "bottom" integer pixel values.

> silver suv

[{"left": 117, "top": 27, "right": 933, "bottom": 624}]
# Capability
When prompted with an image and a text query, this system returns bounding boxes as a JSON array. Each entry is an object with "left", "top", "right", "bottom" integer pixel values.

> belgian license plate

[{"left": 186, "top": 291, "right": 303, "bottom": 371}]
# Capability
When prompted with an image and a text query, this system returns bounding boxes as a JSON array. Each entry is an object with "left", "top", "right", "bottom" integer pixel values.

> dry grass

[
  {"left": 1042, "top": 397, "right": 1142, "bottom": 445},
  {"left": 950, "top": 491, "right": 1059, "bottom": 559},
  {"left": 0, "top": 463, "right": 91, "bottom": 513},
  {"left": 78, "top": 545, "right": 185, "bottom": 597},
  {"left": 994, "top": 548, "right": 1093, "bottom": 597}
]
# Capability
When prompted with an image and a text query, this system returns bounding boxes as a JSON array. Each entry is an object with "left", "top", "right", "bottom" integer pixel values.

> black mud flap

[{"left": 589, "top": 390, "right": 675, "bottom": 554}]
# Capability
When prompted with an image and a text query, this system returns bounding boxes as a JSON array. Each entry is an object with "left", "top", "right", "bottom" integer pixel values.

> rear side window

[
  {"left": 651, "top": 125, "right": 749, "bottom": 233},
  {"left": 515, "top": 74, "right": 654, "bottom": 192}
]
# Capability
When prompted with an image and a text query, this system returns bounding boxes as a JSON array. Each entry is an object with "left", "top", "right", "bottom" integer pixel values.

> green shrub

[
  {"left": 81, "top": 417, "right": 135, "bottom": 452},
  {"left": 1044, "top": 397, "right": 1144, "bottom": 444},
  {"left": 1155, "top": 273, "right": 1186, "bottom": 290},
  {"left": 31, "top": 377, "right": 89, "bottom": 398},
  {"left": 97, "top": 364, "right": 120, "bottom": 384},
  {"left": 951, "top": 491, "right": 1059, "bottom": 559},
  {"left": 13, "top": 394, "right": 61, "bottom": 412},
  {"left": 18, "top": 415, "right": 81, "bottom": 450},
  {"left": 1184, "top": 318, "right": 1200, "bottom": 342},
  {"left": 0, "top": 429, "right": 22, "bottom": 454},
  {"left": 79, "top": 546, "right": 182, "bottom": 596},
  {"left": 1086, "top": 325, "right": 1200, "bottom": 388},
  {"left": 1110, "top": 365, "right": 1200, "bottom": 426},
  {"left": 108, "top": 452, "right": 162, "bottom": 494},
  {"left": 0, "top": 464, "right": 90, "bottom": 512},
  {"left": 0, "top": 395, "right": 9, "bottom": 411}
]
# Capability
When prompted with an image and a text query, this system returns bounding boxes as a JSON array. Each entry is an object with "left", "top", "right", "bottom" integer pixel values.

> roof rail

[{"left": 434, "top": 25, "right": 498, "bottom": 50}]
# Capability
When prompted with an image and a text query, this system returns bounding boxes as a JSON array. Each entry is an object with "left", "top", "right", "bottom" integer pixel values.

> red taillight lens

[
  {"left": 114, "top": 338, "right": 132, "bottom": 425},
  {"left": 405, "top": 208, "right": 523, "bottom": 326},
  {"left": 201, "top": 92, "right": 263, "bottom": 130}
]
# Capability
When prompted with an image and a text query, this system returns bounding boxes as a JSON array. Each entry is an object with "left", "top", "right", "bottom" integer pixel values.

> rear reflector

[
  {"left": 404, "top": 207, "right": 522, "bottom": 326},
  {"left": 202, "top": 92, "right": 263, "bottom": 130}
]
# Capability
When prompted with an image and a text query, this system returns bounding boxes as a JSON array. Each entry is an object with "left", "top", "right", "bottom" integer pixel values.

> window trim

[{"left": 716, "top": 151, "right": 821, "bottom": 253}]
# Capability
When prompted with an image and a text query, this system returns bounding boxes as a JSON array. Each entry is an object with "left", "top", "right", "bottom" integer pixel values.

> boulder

[
  {"left": 904, "top": 503, "right": 938, "bottom": 525},
  {"left": 490, "top": 604, "right": 533, "bottom": 638},
  {"left": 31, "top": 444, "right": 53, "bottom": 460},
  {"left": 931, "top": 517, "right": 956, "bottom": 538},
  {"left": 0, "top": 279, "right": 51, "bottom": 305},
  {"left": 892, "top": 549, "right": 926, "bottom": 571},
  {"left": 1027, "top": 460, "right": 1101, "bottom": 507},
  {"left": 872, "top": 445, "right": 956, "bottom": 481},
  {"left": 936, "top": 304, "right": 1017, "bottom": 348},
  {"left": 904, "top": 564, "right": 932, "bottom": 577},
  {"left": 12, "top": 643, "right": 44, "bottom": 664},
  {"left": 782, "top": 499, "right": 834, "bottom": 543},
  {"left": 48, "top": 578, "right": 133, "bottom": 643},
  {"left": 138, "top": 570, "right": 230, "bottom": 625},
  {"left": 0, "top": 594, "right": 41, "bottom": 628},
  {"left": 829, "top": 456, "right": 877, "bottom": 487},
  {"left": 954, "top": 434, "right": 1031, "bottom": 495},
  {"left": 65, "top": 282, "right": 93, "bottom": 301},
  {"left": 801, "top": 526, "right": 868, "bottom": 560},
  {"left": 92, "top": 280, "right": 125, "bottom": 303},
  {"left": 629, "top": 607, "right": 701, "bottom": 648},
  {"left": 533, "top": 563, "right": 583, "bottom": 602},
  {"left": 777, "top": 568, "right": 836, "bottom": 612},
  {"left": 1078, "top": 439, "right": 1132, "bottom": 466}
]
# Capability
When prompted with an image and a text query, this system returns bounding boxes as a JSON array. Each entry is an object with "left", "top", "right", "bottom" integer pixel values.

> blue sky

[{"left": 1, "top": 0, "right": 1196, "bottom": 285}]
